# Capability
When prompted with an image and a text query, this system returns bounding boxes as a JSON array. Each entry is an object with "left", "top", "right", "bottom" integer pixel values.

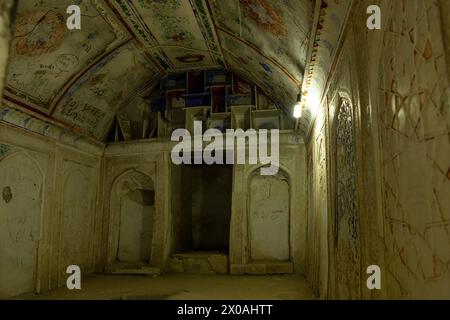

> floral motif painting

[{"left": 5, "top": 0, "right": 129, "bottom": 112}]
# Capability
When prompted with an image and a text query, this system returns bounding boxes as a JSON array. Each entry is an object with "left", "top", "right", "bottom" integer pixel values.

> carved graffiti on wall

[
  {"left": 375, "top": 0, "right": 450, "bottom": 297},
  {"left": 317, "top": 124, "right": 329, "bottom": 297},
  {"left": 249, "top": 170, "right": 290, "bottom": 261},
  {"left": 334, "top": 99, "right": 360, "bottom": 299}
]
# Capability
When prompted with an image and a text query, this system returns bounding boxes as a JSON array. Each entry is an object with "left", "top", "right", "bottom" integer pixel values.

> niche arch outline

[
  {"left": 107, "top": 169, "right": 156, "bottom": 265},
  {"left": 243, "top": 164, "right": 293, "bottom": 265}
]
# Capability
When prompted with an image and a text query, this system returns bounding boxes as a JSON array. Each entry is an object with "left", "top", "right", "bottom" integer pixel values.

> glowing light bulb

[
  {"left": 293, "top": 103, "right": 302, "bottom": 118},
  {"left": 293, "top": 93, "right": 302, "bottom": 118}
]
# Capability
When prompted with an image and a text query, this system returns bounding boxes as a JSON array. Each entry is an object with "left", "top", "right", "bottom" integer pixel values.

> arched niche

[
  {"left": 247, "top": 169, "right": 291, "bottom": 262},
  {"left": 0, "top": 152, "right": 43, "bottom": 298},
  {"left": 108, "top": 170, "right": 155, "bottom": 265}
]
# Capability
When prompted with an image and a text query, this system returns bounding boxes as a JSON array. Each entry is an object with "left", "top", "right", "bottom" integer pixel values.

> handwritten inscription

[
  {"left": 59, "top": 98, "right": 106, "bottom": 128},
  {"left": 56, "top": 54, "right": 79, "bottom": 71},
  {"left": 39, "top": 64, "right": 55, "bottom": 70}
]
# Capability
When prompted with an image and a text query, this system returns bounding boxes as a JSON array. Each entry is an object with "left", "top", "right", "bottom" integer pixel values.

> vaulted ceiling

[{"left": 2, "top": 0, "right": 351, "bottom": 141}]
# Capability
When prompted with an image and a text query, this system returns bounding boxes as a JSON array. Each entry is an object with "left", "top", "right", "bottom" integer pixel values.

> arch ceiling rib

[{"left": 1, "top": 0, "right": 351, "bottom": 141}]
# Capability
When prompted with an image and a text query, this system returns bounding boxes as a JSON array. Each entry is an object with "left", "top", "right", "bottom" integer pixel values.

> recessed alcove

[{"left": 174, "top": 163, "right": 233, "bottom": 253}]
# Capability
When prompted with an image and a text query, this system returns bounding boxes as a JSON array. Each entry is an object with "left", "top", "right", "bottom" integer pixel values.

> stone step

[
  {"left": 105, "top": 262, "right": 161, "bottom": 276},
  {"left": 167, "top": 252, "right": 228, "bottom": 274},
  {"left": 230, "top": 261, "right": 293, "bottom": 275},
  {"left": 109, "top": 267, "right": 161, "bottom": 276}
]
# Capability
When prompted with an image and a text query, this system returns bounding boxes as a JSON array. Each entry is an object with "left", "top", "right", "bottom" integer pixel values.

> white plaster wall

[
  {"left": 306, "top": 0, "right": 450, "bottom": 300},
  {"left": 0, "top": 152, "right": 42, "bottom": 297},
  {"left": 56, "top": 150, "right": 101, "bottom": 286},
  {"left": 0, "top": 123, "right": 103, "bottom": 298},
  {"left": 366, "top": 0, "right": 450, "bottom": 299}
]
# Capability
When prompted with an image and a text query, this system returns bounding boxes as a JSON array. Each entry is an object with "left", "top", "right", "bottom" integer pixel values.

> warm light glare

[{"left": 293, "top": 103, "right": 302, "bottom": 118}]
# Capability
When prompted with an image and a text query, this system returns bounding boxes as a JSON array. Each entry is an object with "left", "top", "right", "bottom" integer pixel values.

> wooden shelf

[
  {"left": 207, "top": 112, "right": 231, "bottom": 132},
  {"left": 147, "top": 69, "right": 281, "bottom": 138},
  {"left": 251, "top": 109, "right": 281, "bottom": 130}
]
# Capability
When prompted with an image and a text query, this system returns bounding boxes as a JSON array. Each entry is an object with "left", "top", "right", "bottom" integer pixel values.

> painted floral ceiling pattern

[{"left": 2, "top": 0, "right": 350, "bottom": 140}]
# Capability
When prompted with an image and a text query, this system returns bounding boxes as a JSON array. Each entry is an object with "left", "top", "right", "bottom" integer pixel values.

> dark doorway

[
  {"left": 192, "top": 164, "right": 232, "bottom": 251},
  {"left": 178, "top": 164, "right": 233, "bottom": 252}
]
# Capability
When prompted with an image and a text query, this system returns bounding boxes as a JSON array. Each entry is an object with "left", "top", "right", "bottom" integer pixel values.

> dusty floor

[{"left": 12, "top": 274, "right": 316, "bottom": 300}]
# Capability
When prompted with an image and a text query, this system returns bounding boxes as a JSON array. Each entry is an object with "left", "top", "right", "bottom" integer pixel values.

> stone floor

[
  {"left": 168, "top": 252, "right": 228, "bottom": 274},
  {"left": 11, "top": 274, "right": 316, "bottom": 300}
]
